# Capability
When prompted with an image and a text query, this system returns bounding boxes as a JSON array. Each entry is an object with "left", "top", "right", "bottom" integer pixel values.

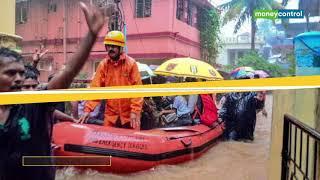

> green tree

[
  {"left": 219, "top": 0, "right": 282, "bottom": 50},
  {"left": 287, "top": 52, "right": 296, "bottom": 76},
  {"left": 222, "top": 64, "right": 236, "bottom": 73},
  {"left": 237, "top": 51, "right": 283, "bottom": 77},
  {"left": 198, "top": 7, "right": 221, "bottom": 65}
]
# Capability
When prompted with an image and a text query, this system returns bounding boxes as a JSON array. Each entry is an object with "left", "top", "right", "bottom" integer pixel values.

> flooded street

[{"left": 56, "top": 95, "right": 273, "bottom": 180}]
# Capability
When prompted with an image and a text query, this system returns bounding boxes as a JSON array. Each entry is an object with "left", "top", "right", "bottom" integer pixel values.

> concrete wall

[
  {"left": 268, "top": 90, "right": 296, "bottom": 180},
  {"left": 316, "top": 91, "right": 320, "bottom": 180},
  {"left": 268, "top": 89, "right": 320, "bottom": 180}
]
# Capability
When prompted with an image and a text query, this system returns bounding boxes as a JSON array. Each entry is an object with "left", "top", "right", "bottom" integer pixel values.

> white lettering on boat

[
  {"left": 85, "top": 131, "right": 146, "bottom": 144},
  {"left": 92, "top": 140, "right": 148, "bottom": 150}
]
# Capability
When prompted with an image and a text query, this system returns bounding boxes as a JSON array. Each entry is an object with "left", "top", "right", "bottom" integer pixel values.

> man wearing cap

[{"left": 79, "top": 31, "right": 143, "bottom": 130}]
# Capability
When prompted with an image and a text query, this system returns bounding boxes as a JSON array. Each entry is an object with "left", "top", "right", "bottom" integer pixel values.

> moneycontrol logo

[{"left": 254, "top": 9, "right": 304, "bottom": 19}]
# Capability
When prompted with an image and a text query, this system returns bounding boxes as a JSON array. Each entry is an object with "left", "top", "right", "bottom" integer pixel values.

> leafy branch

[{"left": 197, "top": 7, "right": 221, "bottom": 65}]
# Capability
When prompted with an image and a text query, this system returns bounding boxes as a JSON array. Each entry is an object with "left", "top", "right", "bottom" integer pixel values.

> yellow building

[{"left": 0, "top": 0, "right": 22, "bottom": 51}]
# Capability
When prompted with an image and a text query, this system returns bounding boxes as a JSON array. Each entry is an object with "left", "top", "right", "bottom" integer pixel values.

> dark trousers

[
  {"left": 114, "top": 119, "right": 131, "bottom": 129},
  {"left": 171, "top": 114, "right": 193, "bottom": 127}
]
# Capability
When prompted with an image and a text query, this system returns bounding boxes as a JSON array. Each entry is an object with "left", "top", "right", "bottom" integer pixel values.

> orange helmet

[{"left": 104, "top": 31, "right": 125, "bottom": 47}]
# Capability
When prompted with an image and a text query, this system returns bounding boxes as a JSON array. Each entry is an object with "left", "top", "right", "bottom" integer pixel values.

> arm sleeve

[
  {"left": 70, "top": 101, "right": 79, "bottom": 119},
  {"left": 84, "top": 61, "right": 105, "bottom": 112},
  {"left": 256, "top": 98, "right": 265, "bottom": 110},
  {"left": 219, "top": 95, "right": 231, "bottom": 120},
  {"left": 53, "top": 110, "right": 75, "bottom": 122},
  {"left": 130, "top": 62, "right": 143, "bottom": 115},
  {"left": 252, "top": 92, "right": 265, "bottom": 110},
  {"left": 172, "top": 97, "right": 179, "bottom": 109},
  {"left": 187, "top": 95, "right": 198, "bottom": 114},
  {"left": 26, "top": 103, "right": 55, "bottom": 138}
]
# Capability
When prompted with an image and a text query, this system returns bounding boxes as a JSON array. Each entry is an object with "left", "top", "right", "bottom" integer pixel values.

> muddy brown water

[{"left": 56, "top": 95, "right": 272, "bottom": 180}]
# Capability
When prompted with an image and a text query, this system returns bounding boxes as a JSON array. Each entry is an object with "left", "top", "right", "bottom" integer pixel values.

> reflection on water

[{"left": 56, "top": 95, "right": 272, "bottom": 180}]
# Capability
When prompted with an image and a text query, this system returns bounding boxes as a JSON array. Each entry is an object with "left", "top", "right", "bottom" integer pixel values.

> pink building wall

[
  {"left": 123, "top": 0, "right": 201, "bottom": 62},
  {"left": 16, "top": 0, "right": 209, "bottom": 82}
]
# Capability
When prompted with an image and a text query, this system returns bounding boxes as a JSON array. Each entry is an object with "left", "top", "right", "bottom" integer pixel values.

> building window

[
  {"left": 177, "top": 0, "right": 195, "bottom": 26},
  {"left": 38, "top": 59, "right": 53, "bottom": 71},
  {"left": 187, "top": 1, "right": 193, "bottom": 25},
  {"left": 135, "top": 0, "right": 152, "bottom": 18},
  {"left": 48, "top": 2, "right": 57, "bottom": 13},
  {"left": 228, "top": 50, "right": 236, "bottom": 65},
  {"left": 16, "top": 0, "right": 29, "bottom": 24},
  {"left": 109, "top": 11, "right": 121, "bottom": 31},
  {"left": 93, "top": 0, "right": 114, "bottom": 7},
  {"left": 176, "top": 0, "right": 185, "bottom": 20},
  {"left": 238, "top": 51, "right": 245, "bottom": 60},
  {"left": 192, "top": 5, "right": 198, "bottom": 27}
]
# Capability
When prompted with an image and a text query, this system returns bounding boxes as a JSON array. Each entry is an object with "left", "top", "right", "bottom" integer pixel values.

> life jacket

[{"left": 192, "top": 94, "right": 218, "bottom": 126}]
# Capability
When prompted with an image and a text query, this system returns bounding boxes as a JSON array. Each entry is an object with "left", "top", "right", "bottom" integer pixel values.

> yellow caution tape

[{"left": 0, "top": 75, "right": 319, "bottom": 105}]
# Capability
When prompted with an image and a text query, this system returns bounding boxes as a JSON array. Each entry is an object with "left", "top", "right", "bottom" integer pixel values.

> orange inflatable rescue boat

[{"left": 52, "top": 122, "right": 224, "bottom": 173}]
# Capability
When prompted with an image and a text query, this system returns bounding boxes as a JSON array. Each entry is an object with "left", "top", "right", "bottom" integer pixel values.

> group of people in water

[{"left": 23, "top": 57, "right": 267, "bottom": 144}]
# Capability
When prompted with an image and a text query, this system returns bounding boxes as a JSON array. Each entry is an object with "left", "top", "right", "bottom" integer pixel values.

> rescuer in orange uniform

[{"left": 79, "top": 31, "right": 143, "bottom": 129}]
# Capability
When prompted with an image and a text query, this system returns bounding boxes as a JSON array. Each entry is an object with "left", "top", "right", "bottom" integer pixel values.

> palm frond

[
  {"left": 257, "top": 0, "right": 273, "bottom": 9},
  {"left": 271, "top": 1, "right": 283, "bottom": 9},
  {"left": 218, "top": 0, "right": 241, "bottom": 11},
  {"left": 282, "top": 0, "right": 289, "bottom": 6},
  {"left": 234, "top": 8, "right": 250, "bottom": 33},
  {"left": 222, "top": 4, "right": 243, "bottom": 25},
  {"left": 221, "top": 0, "right": 282, "bottom": 33}
]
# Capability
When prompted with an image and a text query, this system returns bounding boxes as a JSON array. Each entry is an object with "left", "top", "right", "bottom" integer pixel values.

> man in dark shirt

[
  {"left": 219, "top": 76, "right": 265, "bottom": 141},
  {"left": 0, "top": 2, "right": 106, "bottom": 179}
]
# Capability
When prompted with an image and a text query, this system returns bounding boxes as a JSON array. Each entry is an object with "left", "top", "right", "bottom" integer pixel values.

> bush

[
  {"left": 287, "top": 52, "right": 296, "bottom": 76},
  {"left": 237, "top": 51, "right": 283, "bottom": 77},
  {"left": 198, "top": 8, "right": 221, "bottom": 64}
]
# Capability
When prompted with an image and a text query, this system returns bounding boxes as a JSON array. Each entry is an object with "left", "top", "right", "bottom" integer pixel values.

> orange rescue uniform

[{"left": 84, "top": 53, "right": 143, "bottom": 126}]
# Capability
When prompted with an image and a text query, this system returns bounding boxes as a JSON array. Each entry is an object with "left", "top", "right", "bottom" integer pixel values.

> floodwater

[{"left": 56, "top": 95, "right": 273, "bottom": 180}]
